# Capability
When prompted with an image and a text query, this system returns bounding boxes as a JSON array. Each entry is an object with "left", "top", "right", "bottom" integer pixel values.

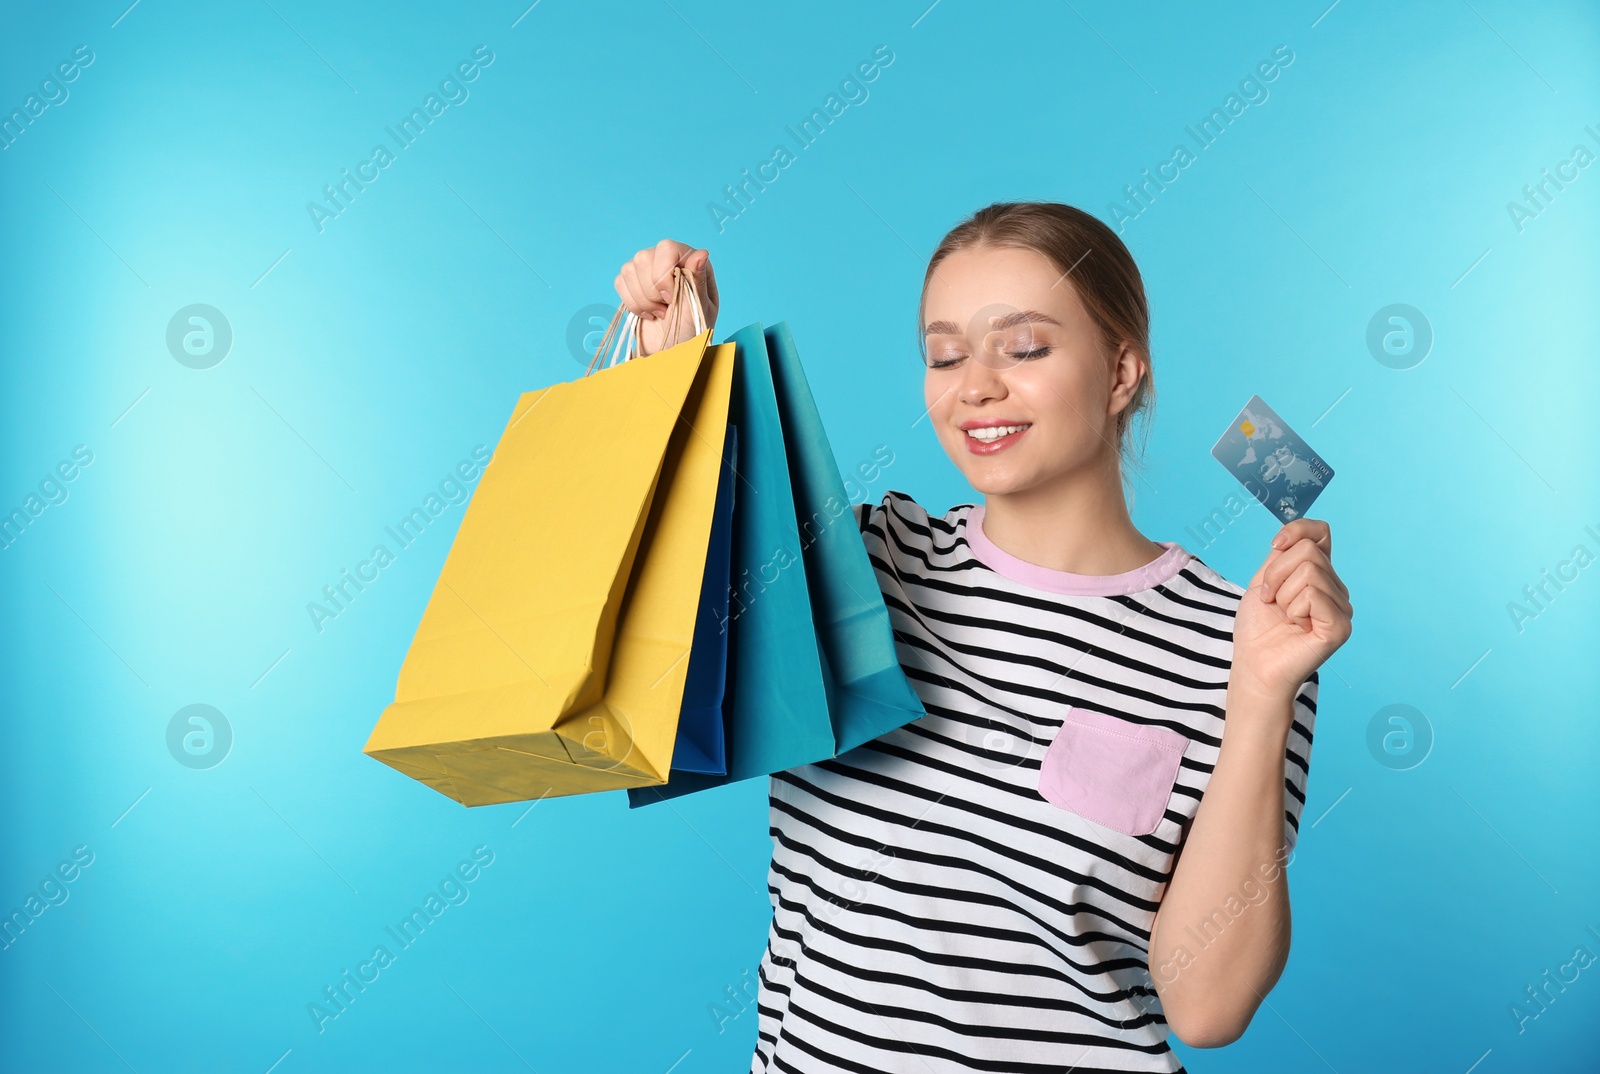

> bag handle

[{"left": 585, "top": 264, "right": 709, "bottom": 377}]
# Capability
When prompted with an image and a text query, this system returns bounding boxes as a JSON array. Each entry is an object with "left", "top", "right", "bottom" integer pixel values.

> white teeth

[{"left": 966, "top": 424, "right": 1030, "bottom": 442}]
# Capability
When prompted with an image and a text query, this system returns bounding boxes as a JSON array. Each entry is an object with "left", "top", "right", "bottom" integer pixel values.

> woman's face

[{"left": 922, "top": 244, "right": 1141, "bottom": 497}]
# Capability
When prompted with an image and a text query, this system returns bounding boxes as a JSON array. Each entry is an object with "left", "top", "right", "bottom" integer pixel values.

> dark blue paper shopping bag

[{"left": 667, "top": 423, "right": 738, "bottom": 774}]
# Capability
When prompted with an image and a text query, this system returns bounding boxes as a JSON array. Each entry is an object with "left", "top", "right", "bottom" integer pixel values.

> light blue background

[{"left": 2, "top": 1, "right": 1597, "bottom": 1071}]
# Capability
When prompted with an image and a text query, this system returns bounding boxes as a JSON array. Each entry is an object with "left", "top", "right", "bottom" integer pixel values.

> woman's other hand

[
  {"left": 613, "top": 239, "right": 719, "bottom": 356},
  {"left": 1230, "top": 517, "right": 1354, "bottom": 707}
]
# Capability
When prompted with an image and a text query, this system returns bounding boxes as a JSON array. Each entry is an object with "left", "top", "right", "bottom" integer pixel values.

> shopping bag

[
  {"left": 628, "top": 320, "right": 929, "bottom": 807},
  {"left": 762, "top": 322, "right": 926, "bottom": 751},
  {"left": 667, "top": 423, "right": 738, "bottom": 775},
  {"left": 365, "top": 269, "right": 736, "bottom": 806}
]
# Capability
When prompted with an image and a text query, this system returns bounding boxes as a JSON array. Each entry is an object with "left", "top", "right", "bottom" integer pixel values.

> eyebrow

[{"left": 924, "top": 310, "right": 1063, "bottom": 336}]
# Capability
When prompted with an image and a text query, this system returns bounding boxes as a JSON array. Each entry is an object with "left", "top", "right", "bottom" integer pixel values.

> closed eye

[{"left": 927, "top": 345, "right": 1052, "bottom": 370}]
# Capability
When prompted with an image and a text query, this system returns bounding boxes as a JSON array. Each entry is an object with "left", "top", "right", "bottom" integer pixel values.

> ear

[{"left": 1106, "top": 341, "right": 1147, "bottom": 417}]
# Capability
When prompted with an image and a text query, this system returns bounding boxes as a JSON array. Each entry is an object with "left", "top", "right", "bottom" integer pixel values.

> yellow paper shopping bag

[{"left": 365, "top": 270, "right": 736, "bottom": 806}]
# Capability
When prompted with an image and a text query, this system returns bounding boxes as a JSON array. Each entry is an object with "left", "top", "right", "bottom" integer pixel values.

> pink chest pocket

[{"left": 1037, "top": 707, "right": 1189, "bottom": 837}]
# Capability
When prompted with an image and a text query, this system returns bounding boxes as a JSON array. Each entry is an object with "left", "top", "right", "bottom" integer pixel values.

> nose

[{"left": 957, "top": 349, "right": 1009, "bottom": 407}]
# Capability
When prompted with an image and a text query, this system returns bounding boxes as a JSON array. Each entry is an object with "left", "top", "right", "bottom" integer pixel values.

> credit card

[{"left": 1210, "top": 395, "right": 1334, "bottom": 523}]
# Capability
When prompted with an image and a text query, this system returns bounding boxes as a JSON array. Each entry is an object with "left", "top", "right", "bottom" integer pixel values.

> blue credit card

[{"left": 1210, "top": 395, "right": 1334, "bottom": 523}]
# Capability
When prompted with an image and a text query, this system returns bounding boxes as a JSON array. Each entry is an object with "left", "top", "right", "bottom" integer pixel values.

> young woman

[{"left": 614, "top": 202, "right": 1353, "bottom": 1073}]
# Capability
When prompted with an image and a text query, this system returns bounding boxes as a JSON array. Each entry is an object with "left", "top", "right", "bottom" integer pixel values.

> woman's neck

[{"left": 978, "top": 464, "right": 1163, "bottom": 577}]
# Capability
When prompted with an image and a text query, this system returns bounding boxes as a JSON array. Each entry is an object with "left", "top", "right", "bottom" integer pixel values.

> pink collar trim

[{"left": 964, "top": 504, "right": 1190, "bottom": 596}]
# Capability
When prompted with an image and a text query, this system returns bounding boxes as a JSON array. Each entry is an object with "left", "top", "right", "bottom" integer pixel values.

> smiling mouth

[
  {"left": 962, "top": 423, "right": 1032, "bottom": 455},
  {"left": 965, "top": 423, "right": 1031, "bottom": 443}
]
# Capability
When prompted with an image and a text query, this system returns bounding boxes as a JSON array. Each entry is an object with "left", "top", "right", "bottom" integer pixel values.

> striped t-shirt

[{"left": 750, "top": 490, "right": 1317, "bottom": 1074}]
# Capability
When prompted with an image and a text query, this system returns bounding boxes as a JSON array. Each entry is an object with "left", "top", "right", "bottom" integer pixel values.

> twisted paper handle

[{"left": 585, "top": 264, "right": 708, "bottom": 377}]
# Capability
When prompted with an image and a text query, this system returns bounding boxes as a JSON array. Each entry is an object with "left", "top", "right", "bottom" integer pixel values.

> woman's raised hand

[{"left": 613, "top": 239, "right": 719, "bottom": 356}]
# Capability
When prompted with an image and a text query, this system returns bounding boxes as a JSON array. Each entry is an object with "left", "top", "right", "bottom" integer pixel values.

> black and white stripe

[{"left": 749, "top": 491, "right": 1317, "bottom": 1074}]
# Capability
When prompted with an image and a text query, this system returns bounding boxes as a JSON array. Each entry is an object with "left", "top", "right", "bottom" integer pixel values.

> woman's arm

[
  {"left": 1148, "top": 683, "right": 1296, "bottom": 1047},
  {"left": 1151, "top": 516, "right": 1352, "bottom": 1046}
]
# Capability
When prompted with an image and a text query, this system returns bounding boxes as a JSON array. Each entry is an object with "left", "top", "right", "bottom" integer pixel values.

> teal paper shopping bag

[
  {"left": 763, "top": 322, "right": 927, "bottom": 749},
  {"left": 667, "top": 423, "right": 739, "bottom": 774},
  {"left": 628, "top": 323, "right": 833, "bottom": 807}
]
